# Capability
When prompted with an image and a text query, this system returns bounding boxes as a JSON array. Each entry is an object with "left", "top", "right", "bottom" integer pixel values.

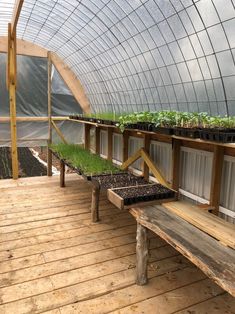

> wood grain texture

[
  {"left": 163, "top": 201, "right": 235, "bottom": 249},
  {"left": 130, "top": 205, "right": 235, "bottom": 297},
  {"left": 0, "top": 175, "right": 234, "bottom": 313}
]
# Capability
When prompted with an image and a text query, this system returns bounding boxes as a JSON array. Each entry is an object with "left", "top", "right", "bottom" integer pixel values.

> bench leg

[
  {"left": 136, "top": 222, "right": 148, "bottom": 285},
  {"left": 91, "top": 185, "right": 100, "bottom": 222},
  {"left": 60, "top": 160, "right": 65, "bottom": 188}
]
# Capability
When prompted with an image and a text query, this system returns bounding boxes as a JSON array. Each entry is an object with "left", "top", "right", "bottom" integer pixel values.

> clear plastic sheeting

[
  {"left": 0, "top": 52, "right": 82, "bottom": 146},
  {"left": 0, "top": 121, "right": 84, "bottom": 147},
  {"left": 0, "top": 0, "right": 234, "bottom": 115}
]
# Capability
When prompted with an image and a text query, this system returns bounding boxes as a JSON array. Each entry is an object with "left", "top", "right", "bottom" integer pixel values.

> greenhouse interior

[{"left": 0, "top": 0, "right": 235, "bottom": 313}]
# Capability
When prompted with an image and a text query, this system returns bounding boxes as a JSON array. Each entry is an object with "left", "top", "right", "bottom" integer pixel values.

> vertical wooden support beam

[
  {"left": 210, "top": 145, "right": 224, "bottom": 215},
  {"left": 107, "top": 128, "right": 113, "bottom": 161},
  {"left": 8, "top": 23, "right": 19, "bottom": 180},
  {"left": 60, "top": 159, "right": 65, "bottom": 188},
  {"left": 91, "top": 183, "right": 100, "bottom": 222},
  {"left": 122, "top": 130, "right": 129, "bottom": 163},
  {"left": 95, "top": 127, "right": 100, "bottom": 155},
  {"left": 84, "top": 124, "right": 90, "bottom": 150},
  {"left": 47, "top": 52, "right": 52, "bottom": 176},
  {"left": 172, "top": 138, "right": 181, "bottom": 192},
  {"left": 143, "top": 134, "right": 150, "bottom": 180},
  {"left": 136, "top": 222, "right": 148, "bottom": 285}
]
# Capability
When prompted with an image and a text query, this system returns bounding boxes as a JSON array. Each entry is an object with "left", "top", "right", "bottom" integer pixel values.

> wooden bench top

[{"left": 130, "top": 205, "right": 235, "bottom": 297}]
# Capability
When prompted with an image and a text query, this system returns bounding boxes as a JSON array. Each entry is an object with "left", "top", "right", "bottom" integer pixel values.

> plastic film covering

[
  {"left": 0, "top": 53, "right": 83, "bottom": 146},
  {"left": 0, "top": 121, "right": 84, "bottom": 147},
  {"left": 0, "top": 0, "right": 234, "bottom": 115}
]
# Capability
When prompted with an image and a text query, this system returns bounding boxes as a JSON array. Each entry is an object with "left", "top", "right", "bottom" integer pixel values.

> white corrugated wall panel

[
  {"left": 112, "top": 133, "right": 123, "bottom": 164},
  {"left": 128, "top": 136, "right": 144, "bottom": 171},
  {"left": 150, "top": 141, "right": 172, "bottom": 184},
  {"left": 100, "top": 130, "right": 108, "bottom": 158},
  {"left": 180, "top": 147, "right": 213, "bottom": 201}
]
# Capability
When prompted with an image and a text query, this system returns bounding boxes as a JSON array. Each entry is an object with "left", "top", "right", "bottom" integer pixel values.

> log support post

[
  {"left": 172, "top": 138, "right": 181, "bottom": 193},
  {"left": 122, "top": 130, "right": 129, "bottom": 163},
  {"left": 143, "top": 134, "right": 150, "bottom": 180},
  {"left": 91, "top": 183, "right": 100, "bottom": 223},
  {"left": 136, "top": 222, "right": 148, "bottom": 285},
  {"left": 60, "top": 159, "right": 65, "bottom": 188},
  {"left": 107, "top": 128, "right": 113, "bottom": 161},
  {"left": 84, "top": 124, "right": 90, "bottom": 150},
  {"left": 95, "top": 127, "right": 100, "bottom": 155},
  {"left": 47, "top": 51, "right": 52, "bottom": 176},
  {"left": 210, "top": 145, "right": 224, "bottom": 215}
]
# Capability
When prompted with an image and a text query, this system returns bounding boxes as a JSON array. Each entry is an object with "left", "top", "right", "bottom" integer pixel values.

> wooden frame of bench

[{"left": 130, "top": 205, "right": 235, "bottom": 297}]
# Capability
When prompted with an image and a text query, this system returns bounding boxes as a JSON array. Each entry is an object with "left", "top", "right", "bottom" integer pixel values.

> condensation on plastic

[
  {"left": 0, "top": 53, "right": 83, "bottom": 146},
  {"left": 0, "top": 0, "right": 234, "bottom": 115}
]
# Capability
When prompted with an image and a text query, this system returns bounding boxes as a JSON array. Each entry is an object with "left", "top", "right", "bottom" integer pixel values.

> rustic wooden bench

[{"left": 130, "top": 201, "right": 235, "bottom": 297}]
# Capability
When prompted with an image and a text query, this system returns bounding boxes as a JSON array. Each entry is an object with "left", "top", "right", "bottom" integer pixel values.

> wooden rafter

[
  {"left": 11, "top": 0, "right": 24, "bottom": 37},
  {"left": 50, "top": 53, "right": 91, "bottom": 114},
  {"left": 0, "top": 37, "right": 48, "bottom": 57}
]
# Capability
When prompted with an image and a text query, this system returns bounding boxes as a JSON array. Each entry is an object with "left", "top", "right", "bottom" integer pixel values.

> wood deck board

[{"left": 0, "top": 175, "right": 234, "bottom": 314}]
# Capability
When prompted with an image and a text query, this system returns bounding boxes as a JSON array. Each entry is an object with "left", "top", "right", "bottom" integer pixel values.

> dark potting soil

[
  {"left": 0, "top": 147, "right": 12, "bottom": 179},
  {"left": 92, "top": 172, "right": 148, "bottom": 189},
  {"left": 18, "top": 148, "right": 47, "bottom": 177},
  {"left": 114, "top": 183, "right": 175, "bottom": 205}
]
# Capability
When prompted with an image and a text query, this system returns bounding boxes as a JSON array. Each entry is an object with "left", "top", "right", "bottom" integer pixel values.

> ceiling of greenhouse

[{"left": 0, "top": 0, "right": 235, "bottom": 115}]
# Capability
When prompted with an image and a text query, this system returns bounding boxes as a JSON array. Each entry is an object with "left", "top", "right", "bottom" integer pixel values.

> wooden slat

[
  {"left": 51, "top": 120, "right": 68, "bottom": 144},
  {"left": 121, "top": 148, "right": 142, "bottom": 170},
  {"left": 172, "top": 138, "right": 181, "bottom": 191},
  {"left": 84, "top": 124, "right": 90, "bottom": 150},
  {"left": 122, "top": 130, "right": 129, "bottom": 162},
  {"left": 107, "top": 128, "right": 113, "bottom": 161},
  {"left": 11, "top": 0, "right": 24, "bottom": 37},
  {"left": 95, "top": 127, "right": 100, "bottom": 154},
  {"left": 210, "top": 145, "right": 224, "bottom": 215},
  {"left": 130, "top": 205, "right": 235, "bottom": 297},
  {"left": 163, "top": 201, "right": 235, "bottom": 249},
  {"left": 141, "top": 149, "right": 170, "bottom": 188},
  {"left": 143, "top": 134, "right": 150, "bottom": 180}
]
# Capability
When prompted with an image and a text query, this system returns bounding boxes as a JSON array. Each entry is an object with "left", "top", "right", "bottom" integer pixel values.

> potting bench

[{"left": 131, "top": 202, "right": 235, "bottom": 297}]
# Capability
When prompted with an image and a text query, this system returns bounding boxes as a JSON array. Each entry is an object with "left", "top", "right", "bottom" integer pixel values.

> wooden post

[
  {"left": 47, "top": 51, "right": 52, "bottom": 176},
  {"left": 122, "top": 130, "right": 129, "bottom": 163},
  {"left": 7, "top": 23, "right": 18, "bottom": 180},
  {"left": 107, "top": 128, "right": 113, "bottom": 161},
  {"left": 210, "top": 145, "right": 224, "bottom": 215},
  {"left": 95, "top": 127, "right": 100, "bottom": 155},
  {"left": 172, "top": 138, "right": 181, "bottom": 192},
  {"left": 143, "top": 134, "right": 150, "bottom": 180},
  {"left": 60, "top": 159, "right": 65, "bottom": 188},
  {"left": 136, "top": 222, "right": 148, "bottom": 285},
  {"left": 84, "top": 124, "right": 90, "bottom": 150},
  {"left": 91, "top": 184, "right": 100, "bottom": 222}
]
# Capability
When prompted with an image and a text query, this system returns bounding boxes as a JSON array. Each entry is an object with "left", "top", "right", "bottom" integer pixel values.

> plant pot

[
  {"left": 199, "top": 128, "right": 235, "bottom": 143},
  {"left": 174, "top": 127, "right": 200, "bottom": 139}
]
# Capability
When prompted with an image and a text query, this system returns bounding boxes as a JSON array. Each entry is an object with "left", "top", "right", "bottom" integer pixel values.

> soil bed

[
  {"left": 114, "top": 183, "right": 175, "bottom": 206},
  {"left": 92, "top": 173, "right": 148, "bottom": 190}
]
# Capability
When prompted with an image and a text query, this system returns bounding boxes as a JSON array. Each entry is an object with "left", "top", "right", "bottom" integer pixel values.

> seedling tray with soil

[
  {"left": 199, "top": 128, "right": 235, "bottom": 143},
  {"left": 174, "top": 127, "right": 200, "bottom": 139},
  {"left": 92, "top": 172, "right": 148, "bottom": 190},
  {"left": 50, "top": 144, "right": 121, "bottom": 180},
  {"left": 108, "top": 183, "right": 176, "bottom": 210}
]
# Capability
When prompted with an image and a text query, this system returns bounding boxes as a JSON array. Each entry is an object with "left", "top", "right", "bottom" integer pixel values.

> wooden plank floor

[{"left": 0, "top": 174, "right": 234, "bottom": 314}]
